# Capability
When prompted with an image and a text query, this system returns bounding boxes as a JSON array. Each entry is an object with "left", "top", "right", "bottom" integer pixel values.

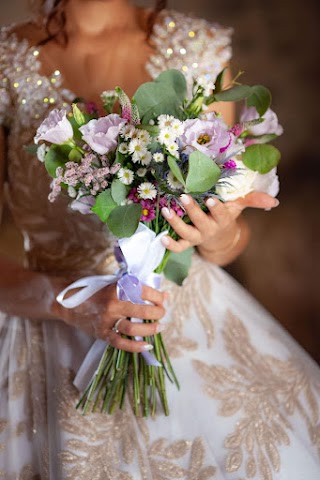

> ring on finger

[{"left": 112, "top": 317, "right": 126, "bottom": 334}]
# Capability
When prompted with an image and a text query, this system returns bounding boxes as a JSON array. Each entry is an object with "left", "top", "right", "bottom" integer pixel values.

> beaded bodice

[{"left": 0, "top": 10, "right": 232, "bottom": 276}]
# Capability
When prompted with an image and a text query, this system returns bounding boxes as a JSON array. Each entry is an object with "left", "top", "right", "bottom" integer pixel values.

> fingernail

[
  {"left": 164, "top": 291, "right": 170, "bottom": 300},
  {"left": 161, "top": 207, "right": 173, "bottom": 219},
  {"left": 143, "top": 344, "right": 154, "bottom": 351},
  {"left": 161, "top": 236, "right": 170, "bottom": 246},
  {"left": 273, "top": 199, "right": 280, "bottom": 207},
  {"left": 206, "top": 197, "right": 216, "bottom": 207},
  {"left": 180, "top": 194, "right": 190, "bottom": 205},
  {"left": 156, "top": 324, "right": 166, "bottom": 333}
]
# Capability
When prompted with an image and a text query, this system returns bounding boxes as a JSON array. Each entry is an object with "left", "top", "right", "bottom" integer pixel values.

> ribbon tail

[{"left": 73, "top": 339, "right": 108, "bottom": 392}]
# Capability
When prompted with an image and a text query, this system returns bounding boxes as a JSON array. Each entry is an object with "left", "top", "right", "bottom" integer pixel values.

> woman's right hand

[{"left": 51, "top": 282, "right": 167, "bottom": 352}]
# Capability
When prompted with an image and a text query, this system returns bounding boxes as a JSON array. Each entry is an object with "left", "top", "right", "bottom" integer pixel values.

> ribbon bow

[{"left": 56, "top": 223, "right": 168, "bottom": 392}]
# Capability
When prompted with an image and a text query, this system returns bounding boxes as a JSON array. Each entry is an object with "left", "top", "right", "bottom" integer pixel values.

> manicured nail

[
  {"left": 161, "top": 236, "right": 170, "bottom": 246},
  {"left": 206, "top": 197, "right": 216, "bottom": 207},
  {"left": 143, "top": 344, "right": 154, "bottom": 351},
  {"left": 161, "top": 207, "right": 173, "bottom": 219},
  {"left": 180, "top": 194, "right": 190, "bottom": 205},
  {"left": 273, "top": 199, "right": 280, "bottom": 207},
  {"left": 156, "top": 324, "right": 166, "bottom": 333}
]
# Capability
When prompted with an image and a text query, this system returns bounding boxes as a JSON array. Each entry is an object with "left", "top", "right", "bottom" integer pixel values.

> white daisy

[
  {"left": 118, "top": 167, "right": 134, "bottom": 185},
  {"left": 153, "top": 152, "right": 165, "bottom": 163},
  {"left": 158, "top": 127, "right": 177, "bottom": 146},
  {"left": 166, "top": 142, "right": 180, "bottom": 157},
  {"left": 118, "top": 143, "right": 129, "bottom": 154},
  {"left": 121, "top": 125, "right": 136, "bottom": 140},
  {"left": 158, "top": 114, "right": 175, "bottom": 129},
  {"left": 137, "top": 129, "right": 151, "bottom": 145},
  {"left": 139, "top": 150, "right": 152, "bottom": 166},
  {"left": 137, "top": 182, "right": 157, "bottom": 200},
  {"left": 167, "top": 171, "right": 184, "bottom": 190},
  {"left": 171, "top": 119, "right": 184, "bottom": 136},
  {"left": 137, "top": 168, "right": 147, "bottom": 177},
  {"left": 128, "top": 138, "right": 146, "bottom": 155},
  {"left": 132, "top": 148, "right": 148, "bottom": 163}
]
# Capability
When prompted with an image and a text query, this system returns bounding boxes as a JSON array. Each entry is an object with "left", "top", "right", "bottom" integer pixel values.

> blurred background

[{"left": 0, "top": 0, "right": 319, "bottom": 361}]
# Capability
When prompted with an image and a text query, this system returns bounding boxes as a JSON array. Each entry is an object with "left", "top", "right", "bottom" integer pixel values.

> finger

[
  {"left": 161, "top": 206, "right": 201, "bottom": 244},
  {"left": 108, "top": 330, "right": 154, "bottom": 353},
  {"left": 179, "top": 194, "right": 211, "bottom": 231},
  {"left": 116, "top": 318, "right": 166, "bottom": 337},
  {"left": 205, "top": 197, "right": 232, "bottom": 227},
  {"left": 161, "top": 236, "right": 192, "bottom": 253},
  {"left": 228, "top": 192, "right": 279, "bottom": 213},
  {"left": 141, "top": 285, "right": 166, "bottom": 305},
  {"left": 116, "top": 301, "right": 165, "bottom": 321}
]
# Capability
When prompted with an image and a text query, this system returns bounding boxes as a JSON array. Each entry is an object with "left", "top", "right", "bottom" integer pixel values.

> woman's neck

[{"left": 65, "top": 0, "right": 142, "bottom": 39}]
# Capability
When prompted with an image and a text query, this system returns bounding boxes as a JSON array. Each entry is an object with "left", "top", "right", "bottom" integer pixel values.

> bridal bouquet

[{"left": 34, "top": 68, "right": 282, "bottom": 416}]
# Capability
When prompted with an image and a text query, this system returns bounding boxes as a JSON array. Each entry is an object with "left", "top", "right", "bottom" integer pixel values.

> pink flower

[
  {"left": 180, "top": 112, "right": 231, "bottom": 158},
  {"left": 34, "top": 109, "right": 74, "bottom": 145},
  {"left": 128, "top": 187, "right": 140, "bottom": 203},
  {"left": 224, "top": 159, "right": 237, "bottom": 169},
  {"left": 79, "top": 114, "right": 126, "bottom": 155},
  {"left": 140, "top": 200, "right": 156, "bottom": 222}
]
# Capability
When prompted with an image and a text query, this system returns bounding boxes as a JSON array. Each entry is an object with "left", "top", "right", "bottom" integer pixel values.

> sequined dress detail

[{"left": 0, "top": 11, "right": 319, "bottom": 480}]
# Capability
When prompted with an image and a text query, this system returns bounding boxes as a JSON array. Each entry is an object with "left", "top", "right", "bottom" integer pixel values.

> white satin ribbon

[{"left": 56, "top": 223, "right": 168, "bottom": 392}]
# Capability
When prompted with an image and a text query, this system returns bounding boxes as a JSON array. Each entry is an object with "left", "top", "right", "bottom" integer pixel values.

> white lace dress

[{"left": 0, "top": 11, "right": 319, "bottom": 480}]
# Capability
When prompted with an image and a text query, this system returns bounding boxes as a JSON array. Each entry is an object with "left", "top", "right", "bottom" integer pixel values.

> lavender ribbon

[{"left": 56, "top": 223, "right": 168, "bottom": 392}]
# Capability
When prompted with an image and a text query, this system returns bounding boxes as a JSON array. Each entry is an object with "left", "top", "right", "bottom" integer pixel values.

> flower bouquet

[{"left": 34, "top": 68, "right": 282, "bottom": 416}]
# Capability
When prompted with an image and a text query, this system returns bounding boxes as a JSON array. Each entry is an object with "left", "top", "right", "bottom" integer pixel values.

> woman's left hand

[{"left": 161, "top": 191, "right": 279, "bottom": 259}]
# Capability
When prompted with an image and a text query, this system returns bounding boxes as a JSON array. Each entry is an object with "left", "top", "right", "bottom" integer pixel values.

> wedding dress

[{"left": 0, "top": 10, "right": 319, "bottom": 480}]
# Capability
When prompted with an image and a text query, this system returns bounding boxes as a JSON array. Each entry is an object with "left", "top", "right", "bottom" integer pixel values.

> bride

[{"left": 0, "top": 0, "right": 319, "bottom": 478}]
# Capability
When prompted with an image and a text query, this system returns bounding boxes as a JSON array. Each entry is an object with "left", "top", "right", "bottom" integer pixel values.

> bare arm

[{"left": 0, "top": 127, "right": 165, "bottom": 351}]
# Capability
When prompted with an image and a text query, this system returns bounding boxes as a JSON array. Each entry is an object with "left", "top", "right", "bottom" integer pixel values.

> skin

[{"left": 0, "top": 0, "right": 279, "bottom": 352}]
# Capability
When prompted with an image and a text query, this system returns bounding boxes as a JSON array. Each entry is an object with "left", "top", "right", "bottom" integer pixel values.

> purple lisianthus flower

[
  {"left": 180, "top": 112, "right": 231, "bottom": 158},
  {"left": 240, "top": 107, "right": 283, "bottom": 137},
  {"left": 34, "top": 109, "right": 74, "bottom": 145},
  {"left": 70, "top": 194, "right": 95, "bottom": 215},
  {"left": 79, "top": 114, "right": 126, "bottom": 155}
]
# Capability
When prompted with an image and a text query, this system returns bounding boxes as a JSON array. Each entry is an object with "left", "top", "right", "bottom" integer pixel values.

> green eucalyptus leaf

[
  {"left": 68, "top": 148, "right": 82, "bottom": 162},
  {"left": 167, "top": 155, "right": 186, "bottom": 187},
  {"left": 44, "top": 144, "right": 71, "bottom": 178},
  {"left": 163, "top": 247, "right": 194, "bottom": 286},
  {"left": 91, "top": 190, "right": 117, "bottom": 222},
  {"left": 214, "top": 85, "right": 252, "bottom": 102},
  {"left": 242, "top": 144, "right": 281, "bottom": 173},
  {"left": 106, "top": 203, "right": 142, "bottom": 238},
  {"left": 247, "top": 133, "right": 278, "bottom": 144},
  {"left": 133, "top": 69, "right": 187, "bottom": 122},
  {"left": 185, "top": 151, "right": 221, "bottom": 193},
  {"left": 111, "top": 179, "right": 129, "bottom": 205},
  {"left": 214, "top": 68, "right": 228, "bottom": 94},
  {"left": 247, "top": 85, "right": 272, "bottom": 116}
]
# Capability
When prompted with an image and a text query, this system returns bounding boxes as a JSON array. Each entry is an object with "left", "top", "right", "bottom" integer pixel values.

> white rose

[
  {"left": 253, "top": 167, "right": 280, "bottom": 197},
  {"left": 34, "top": 109, "right": 74, "bottom": 145},
  {"left": 215, "top": 161, "right": 257, "bottom": 201}
]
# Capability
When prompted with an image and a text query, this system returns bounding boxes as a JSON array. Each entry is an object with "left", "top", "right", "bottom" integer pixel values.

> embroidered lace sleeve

[
  {"left": 0, "top": 28, "right": 14, "bottom": 128},
  {"left": 147, "top": 10, "right": 233, "bottom": 93}
]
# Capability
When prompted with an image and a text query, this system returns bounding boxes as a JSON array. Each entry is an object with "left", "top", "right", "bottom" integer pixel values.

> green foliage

[
  {"left": 167, "top": 155, "right": 186, "bottom": 188},
  {"left": 163, "top": 248, "right": 194, "bottom": 285},
  {"left": 185, "top": 151, "right": 221, "bottom": 193},
  {"left": 247, "top": 85, "right": 272, "bottom": 116},
  {"left": 106, "top": 204, "right": 142, "bottom": 238},
  {"left": 214, "top": 85, "right": 252, "bottom": 102},
  {"left": 44, "top": 144, "right": 71, "bottom": 178},
  {"left": 91, "top": 190, "right": 117, "bottom": 222},
  {"left": 242, "top": 144, "right": 281, "bottom": 174},
  {"left": 72, "top": 103, "right": 86, "bottom": 126},
  {"left": 111, "top": 179, "right": 129, "bottom": 205},
  {"left": 214, "top": 67, "right": 228, "bottom": 94},
  {"left": 68, "top": 148, "right": 82, "bottom": 162},
  {"left": 134, "top": 69, "right": 187, "bottom": 123}
]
